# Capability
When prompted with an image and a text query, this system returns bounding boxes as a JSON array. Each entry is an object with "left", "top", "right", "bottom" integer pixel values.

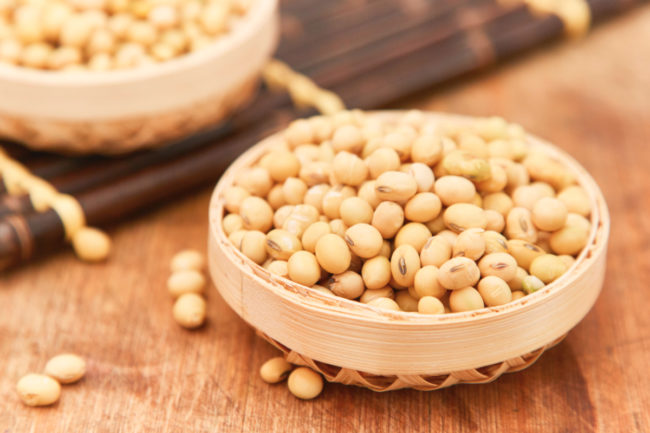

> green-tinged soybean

[
  {"left": 438, "top": 257, "right": 480, "bottom": 290},
  {"left": 344, "top": 223, "right": 383, "bottom": 258},
  {"left": 420, "top": 235, "right": 452, "bottom": 267},
  {"left": 478, "top": 252, "right": 517, "bottom": 281},
  {"left": 449, "top": 287, "right": 484, "bottom": 312},
  {"left": 477, "top": 276, "right": 512, "bottom": 306},
  {"left": 508, "top": 266, "right": 528, "bottom": 291},
  {"left": 327, "top": 270, "right": 365, "bottom": 299},
  {"left": 361, "top": 256, "right": 392, "bottom": 290},
  {"left": 443, "top": 203, "right": 487, "bottom": 233},
  {"left": 522, "top": 275, "right": 545, "bottom": 294},
  {"left": 413, "top": 265, "right": 447, "bottom": 299},
  {"left": 288, "top": 251, "right": 321, "bottom": 287},
  {"left": 529, "top": 254, "right": 568, "bottom": 283},
  {"left": 315, "top": 233, "right": 351, "bottom": 274},
  {"left": 265, "top": 229, "right": 302, "bottom": 260},
  {"left": 390, "top": 244, "right": 421, "bottom": 287}
]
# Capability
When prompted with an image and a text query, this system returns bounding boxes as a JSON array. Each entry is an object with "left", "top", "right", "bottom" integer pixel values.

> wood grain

[{"left": 1, "top": 5, "right": 650, "bottom": 433}]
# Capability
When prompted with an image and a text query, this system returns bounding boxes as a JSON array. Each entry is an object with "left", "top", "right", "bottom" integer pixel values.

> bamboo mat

[{"left": 0, "top": 0, "right": 645, "bottom": 270}]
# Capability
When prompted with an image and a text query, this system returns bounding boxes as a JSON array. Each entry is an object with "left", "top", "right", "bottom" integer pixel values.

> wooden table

[{"left": 2, "top": 7, "right": 649, "bottom": 433}]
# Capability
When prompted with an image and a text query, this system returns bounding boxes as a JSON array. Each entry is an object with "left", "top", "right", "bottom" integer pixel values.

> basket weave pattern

[
  {"left": 0, "top": 75, "right": 259, "bottom": 155},
  {"left": 260, "top": 332, "right": 566, "bottom": 391}
]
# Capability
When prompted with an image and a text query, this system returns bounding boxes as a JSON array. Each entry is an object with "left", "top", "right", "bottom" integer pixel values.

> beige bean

[
  {"left": 394, "top": 222, "right": 432, "bottom": 252},
  {"left": 235, "top": 167, "right": 272, "bottom": 197},
  {"left": 482, "top": 192, "right": 513, "bottom": 216},
  {"left": 375, "top": 171, "right": 417, "bottom": 202},
  {"left": 16, "top": 374, "right": 61, "bottom": 407},
  {"left": 413, "top": 265, "right": 446, "bottom": 299},
  {"left": 366, "top": 147, "right": 400, "bottom": 179},
  {"left": 453, "top": 228, "right": 485, "bottom": 261},
  {"left": 327, "top": 270, "right": 364, "bottom": 299},
  {"left": 418, "top": 296, "right": 445, "bottom": 314},
  {"left": 477, "top": 276, "right": 512, "bottom": 307},
  {"left": 408, "top": 163, "right": 435, "bottom": 193},
  {"left": 303, "top": 184, "right": 330, "bottom": 212},
  {"left": 443, "top": 203, "right": 487, "bottom": 233},
  {"left": 332, "top": 124, "right": 364, "bottom": 153},
  {"left": 273, "top": 205, "right": 294, "bottom": 229},
  {"left": 395, "top": 291, "right": 419, "bottom": 312},
  {"left": 172, "top": 293, "right": 206, "bottom": 329},
  {"left": 411, "top": 135, "right": 442, "bottom": 166},
  {"left": 357, "top": 180, "right": 381, "bottom": 209},
  {"left": 511, "top": 290, "right": 526, "bottom": 301},
  {"left": 299, "top": 161, "right": 331, "bottom": 187},
  {"left": 505, "top": 207, "right": 537, "bottom": 243},
  {"left": 507, "top": 239, "right": 545, "bottom": 271},
  {"left": 372, "top": 201, "right": 404, "bottom": 239},
  {"left": 240, "top": 230, "right": 268, "bottom": 264},
  {"left": 557, "top": 186, "right": 591, "bottom": 217},
  {"left": 420, "top": 235, "right": 452, "bottom": 267},
  {"left": 259, "top": 357, "right": 292, "bottom": 384},
  {"left": 382, "top": 131, "right": 413, "bottom": 161},
  {"left": 44, "top": 354, "right": 86, "bottom": 384},
  {"left": 511, "top": 185, "right": 551, "bottom": 211},
  {"left": 72, "top": 227, "right": 111, "bottom": 262},
  {"left": 329, "top": 219, "right": 348, "bottom": 237},
  {"left": 529, "top": 254, "right": 568, "bottom": 284},
  {"left": 285, "top": 119, "right": 314, "bottom": 148},
  {"left": 449, "top": 287, "right": 484, "bottom": 312},
  {"left": 508, "top": 266, "right": 528, "bottom": 291},
  {"left": 288, "top": 251, "right": 321, "bottom": 286},
  {"left": 434, "top": 175, "right": 476, "bottom": 206},
  {"left": 262, "top": 150, "right": 301, "bottom": 182},
  {"left": 287, "top": 368, "right": 323, "bottom": 400},
  {"left": 438, "top": 257, "right": 480, "bottom": 290},
  {"left": 167, "top": 269, "right": 206, "bottom": 297},
  {"left": 360, "top": 286, "right": 395, "bottom": 303},
  {"left": 482, "top": 231, "right": 508, "bottom": 254},
  {"left": 404, "top": 192, "right": 441, "bottom": 223},
  {"left": 339, "top": 196, "right": 373, "bottom": 226},
  {"left": 484, "top": 210, "right": 505, "bottom": 232},
  {"left": 344, "top": 223, "right": 383, "bottom": 258},
  {"left": 477, "top": 252, "right": 517, "bottom": 281},
  {"left": 361, "top": 256, "right": 392, "bottom": 290},
  {"left": 532, "top": 197, "right": 568, "bottom": 232},
  {"left": 301, "top": 221, "right": 331, "bottom": 253},
  {"left": 266, "top": 260, "right": 289, "bottom": 278},
  {"left": 223, "top": 213, "right": 244, "bottom": 236},
  {"left": 223, "top": 186, "right": 250, "bottom": 213},
  {"left": 315, "top": 234, "right": 351, "bottom": 274},
  {"left": 282, "top": 204, "right": 320, "bottom": 237},
  {"left": 322, "top": 185, "right": 356, "bottom": 219},
  {"left": 333, "top": 151, "right": 368, "bottom": 186},
  {"left": 265, "top": 229, "right": 302, "bottom": 260},
  {"left": 390, "top": 244, "right": 420, "bottom": 288},
  {"left": 367, "top": 297, "right": 401, "bottom": 311},
  {"left": 549, "top": 225, "right": 589, "bottom": 256}
]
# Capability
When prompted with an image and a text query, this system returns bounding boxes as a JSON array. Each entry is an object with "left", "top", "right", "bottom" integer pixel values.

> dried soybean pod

[
  {"left": 420, "top": 235, "right": 452, "bottom": 267},
  {"left": 390, "top": 244, "right": 420, "bottom": 288},
  {"left": 505, "top": 207, "right": 537, "bottom": 243}
]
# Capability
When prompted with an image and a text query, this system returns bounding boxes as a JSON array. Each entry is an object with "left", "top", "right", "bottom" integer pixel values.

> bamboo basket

[
  {"left": 207, "top": 111, "right": 610, "bottom": 391},
  {"left": 0, "top": 0, "right": 278, "bottom": 155}
]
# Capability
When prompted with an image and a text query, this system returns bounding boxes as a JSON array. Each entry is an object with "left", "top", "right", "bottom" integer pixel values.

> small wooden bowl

[
  {"left": 0, "top": 0, "right": 278, "bottom": 155},
  {"left": 207, "top": 111, "right": 610, "bottom": 391}
]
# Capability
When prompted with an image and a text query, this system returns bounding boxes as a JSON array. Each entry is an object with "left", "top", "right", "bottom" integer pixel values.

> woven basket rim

[{"left": 208, "top": 110, "right": 610, "bottom": 326}]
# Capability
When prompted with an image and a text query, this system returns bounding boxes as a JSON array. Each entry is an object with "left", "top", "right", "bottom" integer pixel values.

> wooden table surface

[{"left": 2, "top": 7, "right": 650, "bottom": 433}]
